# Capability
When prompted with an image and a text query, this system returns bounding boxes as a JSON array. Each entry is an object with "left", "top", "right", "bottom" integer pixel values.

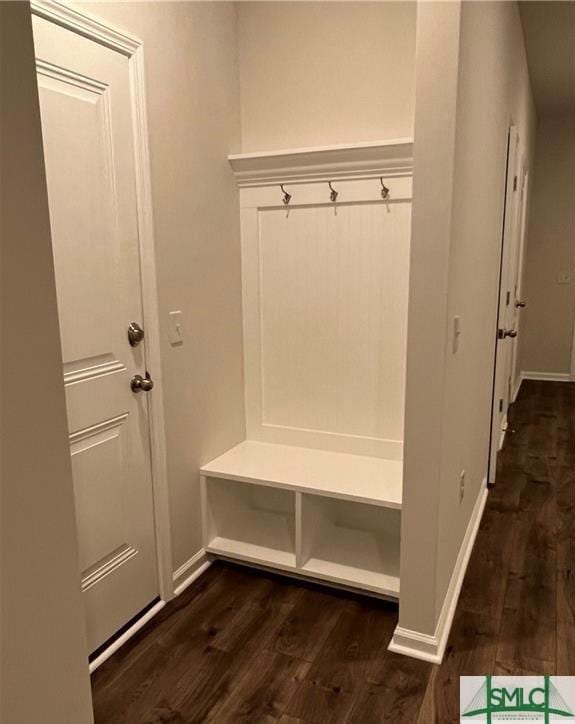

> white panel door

[{"left": 33, "top": 16, "right": 158, "bottom": 653}]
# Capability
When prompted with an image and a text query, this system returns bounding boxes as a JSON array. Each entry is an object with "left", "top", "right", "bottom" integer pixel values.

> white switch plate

[
  {"left": 558, "top": 271, "right": 572, "bottom": 285},
  {"left": 168, "top": 310, "right": 184, "bottom": 345}
]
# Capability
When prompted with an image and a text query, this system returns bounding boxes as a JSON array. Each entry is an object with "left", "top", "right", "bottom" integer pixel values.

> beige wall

[
  {"left": 0, "top": 4, "right": 93, "bottom": 722},
  {"left": 238, "top": 1, "right": 416, "bottom": 151},
  {"left": 399, "top": 0, "right": 536, "bottom": 638},
  {"left": 519, "top": 113, "right": 575, "bottom": 375},
  {"left": 76, "top": 2, "right": 245, "bottom": 574},
  {"left": 435, "top": 0, "right": 535, "bottom": 612},
  {"left": 399, "top": 0, "right": 462, "bottom": 637}
]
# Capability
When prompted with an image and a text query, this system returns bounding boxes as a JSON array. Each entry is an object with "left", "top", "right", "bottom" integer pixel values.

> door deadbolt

[
  {"left": 498, "top": 328, "right": 518, "bottom": 339},
  {"left": 515, "top": 300, "right": 526, "bottom": 308},
  {"left": 128, "top": 322, "right": 145, "bottom": 347},
  {"left": 131, "top": 372, "right": 154, "bottom": 393}
]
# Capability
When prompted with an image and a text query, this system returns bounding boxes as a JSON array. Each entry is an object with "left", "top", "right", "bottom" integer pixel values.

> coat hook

[
  {"left": 380, "top": 178, "right": 390, "bottom": 200},
  {"left": 329, "top": 181, "right": 338, "bottom": 202},
  {"left": 280, "top": 184, "right": 291, "bottom": 205}
]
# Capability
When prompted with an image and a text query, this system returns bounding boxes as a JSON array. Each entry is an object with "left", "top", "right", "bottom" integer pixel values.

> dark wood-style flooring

[{"left": 92, "top": 380, "right": 575, "bottom": 722}]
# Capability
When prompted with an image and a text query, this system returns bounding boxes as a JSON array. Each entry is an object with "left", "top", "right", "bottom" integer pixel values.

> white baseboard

[
  {"left": 173, "top": 549, "right": 211, "bottom": 597},
  {"left": 88, "top": 551, "right": 211, "bottom": 674},
  {"left": 89, "top": 600, "right": 165, "bottom": 674},
  {"left": 498, "top": 413, "right": 508, "bottom": 451},
  {"left": 389, "top": 481, "right": 488, "bottom": 664},
  {"left": 521, "top": 370, "right": 573, "bottom": 383}
]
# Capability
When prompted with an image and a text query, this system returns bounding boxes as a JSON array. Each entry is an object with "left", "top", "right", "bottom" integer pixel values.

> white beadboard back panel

[{"left": 241, "top": 181, "right": 411, "bottom": 459}]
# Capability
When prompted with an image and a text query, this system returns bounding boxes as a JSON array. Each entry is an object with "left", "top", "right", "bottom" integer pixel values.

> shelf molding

[{"left": 228, "top": 138, "right": 414, "bottom": 187}]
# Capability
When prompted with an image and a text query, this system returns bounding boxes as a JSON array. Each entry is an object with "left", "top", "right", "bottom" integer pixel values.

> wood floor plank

[
  {"left": 458, "top": 509, "right": 515, "bottom": 619},
  {"left": 556, "top": 445, "right": 575, "bottom": 674},
  {"left": 421, "top": 609, "right": 500, "bottom": 724},
  {"left": 267, "top": 587, "right": 343, "bottom": 662},
  {"left": 172, "top": 584, "right": 300, "bottom": 721},
  {"left": 557, "top": 570, "right": 575, "bottom": 674},
  {"left": 495, "top": 439, "right": 557, "bottom": 674},
  {"left": 301, "top": 597, "right": 396, "bottom": 695},
  {"left": 207, "top": 650, "right": 310, "bottom": 723},
  {"left": 283, "top": 680, "right": 354, "bottom": 724},
  {"left": 363, "top": 647, "right": 431, "bottom": 722}
]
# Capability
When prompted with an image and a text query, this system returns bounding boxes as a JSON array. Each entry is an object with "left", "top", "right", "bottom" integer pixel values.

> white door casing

[
  {"left": 489, "top": 126, "right": 521, "bottom": 484},
  {"left": 509, "top": 166, "right": 530, "bottom": 392},
  {"left": 32, "top": 3, "right": 172, "bottom": 653}
]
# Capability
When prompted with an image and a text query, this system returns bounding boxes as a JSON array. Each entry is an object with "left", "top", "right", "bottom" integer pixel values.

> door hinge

[
  {"left": 499, "top": 398, "right": 503, "bottom": 413},
  {"left": 506, "top": 291, "right": 510, "bottom": 306},
  {"left": 513, "top": 175, "right": 518, "bottom": 191}
]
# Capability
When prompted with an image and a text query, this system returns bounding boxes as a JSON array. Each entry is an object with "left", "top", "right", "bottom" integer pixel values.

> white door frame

[
  {"left": 510, "top": 165, "right": 529, "bottom": 395},
  {"left": 31, "top": 0, "right": 174, "bottom": 602},
  {"left": 488, "top": 123, "right": 519, "bottom": 485}
]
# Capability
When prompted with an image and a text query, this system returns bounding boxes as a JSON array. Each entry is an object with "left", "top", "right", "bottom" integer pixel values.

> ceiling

[{"left": 519, "top": 1, "right": 575, "bottom": 116}]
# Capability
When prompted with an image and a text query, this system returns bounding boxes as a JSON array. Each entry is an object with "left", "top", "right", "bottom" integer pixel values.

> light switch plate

[{"left": 168, "top": 310, "right": 184, "bottom": 345}]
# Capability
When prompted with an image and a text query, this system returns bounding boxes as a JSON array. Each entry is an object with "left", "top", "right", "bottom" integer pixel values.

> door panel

[{"left": 33, "top": 16, "right": 158, "bottom": 653}]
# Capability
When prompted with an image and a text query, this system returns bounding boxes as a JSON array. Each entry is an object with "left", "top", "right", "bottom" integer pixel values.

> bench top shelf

[{"left": 200, "top": 440, "right": 402, "bottom": 509}]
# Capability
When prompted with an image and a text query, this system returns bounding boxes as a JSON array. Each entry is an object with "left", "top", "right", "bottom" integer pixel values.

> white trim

[
  {"left": 31, "top": 1, "right": 174, "bottom": 603},
  {"left": 511, "top": 374, "right": 523, "bottom": 403},
  {"left": 172, "top": 550, "right": 211, "bottom": 597},
  {"left": 389, "top": 482, "right": 488, "bottom": 664},
  {"left": 89, "top": 600, "right": 165, "bottom": 674},
  {"left": 229, "top": 139, "right": 414, "bottom": 187},
  {"left": 82, "top": 544, "right": 138, "bottom": 592},
  {"left": 498, "top": 413, "right": 508, "bottom": 451},
  {"left": 521, "top": 370, "right": 573, "bottom": 383},
  {"left": 88, "top": 553, "right": 211, "bottom": 674},
  {"left": 129, "top": 31, "right": 173, "bottom": 603},
  {"left": 31, "top": 0, "right": 139, "bottom": 55}
]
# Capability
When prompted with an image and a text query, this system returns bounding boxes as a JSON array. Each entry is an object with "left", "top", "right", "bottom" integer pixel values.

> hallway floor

[{"left": 91, "top": 380, "right": 574, "bottom": 723}]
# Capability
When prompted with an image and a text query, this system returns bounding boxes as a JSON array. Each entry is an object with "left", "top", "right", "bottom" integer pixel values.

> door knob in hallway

[{"left": 131, "top": 372, "right": 154, "bottom": 393}]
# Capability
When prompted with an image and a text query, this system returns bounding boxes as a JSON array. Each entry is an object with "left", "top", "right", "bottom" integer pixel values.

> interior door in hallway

[
  {"left": 489, "top": 126, "right": 521, "bottom": 484},
  {"left": 33, "top": 15, "right": 158, "bottom": 653}
]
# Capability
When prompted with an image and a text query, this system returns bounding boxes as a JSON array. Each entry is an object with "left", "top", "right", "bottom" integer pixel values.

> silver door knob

[
  {"left": 128, "top": 322, "right": 145, "bottom": 347},
  {"left": 515, "top": 300, "right": 526, "bottom": 308},
  {"left": 498, "top": 328, "right": 518, "bottom": 339},
  {"left": 131, "top": 372, "right": 154, "bottom": 393}
]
